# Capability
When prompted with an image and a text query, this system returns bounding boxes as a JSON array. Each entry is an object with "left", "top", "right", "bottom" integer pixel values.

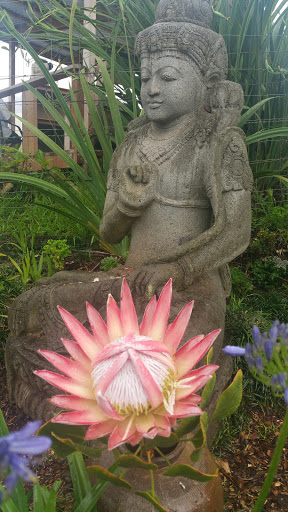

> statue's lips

[{"left": 147, "top": 102, "right": 163, "bottom": 109}]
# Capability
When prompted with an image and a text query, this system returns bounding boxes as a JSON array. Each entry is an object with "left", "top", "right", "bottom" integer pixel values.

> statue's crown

[
  {"left": 135, "top": 0, "right": 228, "bottom": 81},
  {"left": 155, "top": 0, "right": 212, "bottom": 28}
]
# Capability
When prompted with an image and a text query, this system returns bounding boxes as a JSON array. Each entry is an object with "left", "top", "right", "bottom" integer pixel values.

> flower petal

[
  {"left": 86, "top": 302, "right": 109, "bottom": 347},
  {"left": 52, "top": 409, "right": 106, "bottom": 425},
  {"left": 57, "top": 306, "right": 100, "bottom": 360},
  {"left": 96, "top": 351, "right": 129, "bottom": 394},
  {"left": 176, "top": 375, "right": 213, "bottom": 400},
  {"left": 34, "top": 370, "right": 95, "bottom": 399},
  {"left": 108, "top": 416, "right": 136, "bottom": 450},
  {"left": 149, "top": 279, "right": 172, "bottom": 341},
  {"left": 164, "top": 301, "right": 194, "bottom": 355},
  {"left": 143, "top": 350, "right": 175, "bottom": 371},
  {"left": 154, "top": 415, "right": 171, "bottom": 437},
  {"left": 50, "top": 395, "right": 101, "bottom": 412},
  {"left": 180, "top": 365, "right": 219, "bottom": 384},
  {"left": 96, "top": 391, "right": 123, "bottom": 420},
  {"left": 135, "top": 413, "right": 157, "bottom": 435},
  {"left": 140, "top": 295, "right": 157, "bottom": 336},
  {"left": 17, "top": 421, "right": 42, "bottom": 438},
  {"left": 128, "top": 431, "right": 143, "bottom": 446},
  {"left": 170, "top": 402, "right": 203, "bottom": 418},
  {"left": 106, "top": 294, "right": 124, "bottom": 341},
  {"left": 175, "top": 330, "right": 221, "bottom": 378},
  {"left": 163, "top": 301, "right": 194, "bottom": 354},
  {"left": 38, "top": 350, "right": 88, "bottom": 382},
  {"left": 61, "top": 339, "right": 91, "bottom": 367},
  {"left": 129, "top": 348, "right": 162, "bottom": 408},
  {"left": 85, "top": 420, "right": 116, "bottom": 441},
  {"left": 120, "top": 279, "right": 139, "bottom": 335},
  {"left": 9, "top": 437, "right": 51, "bottom": 456}
]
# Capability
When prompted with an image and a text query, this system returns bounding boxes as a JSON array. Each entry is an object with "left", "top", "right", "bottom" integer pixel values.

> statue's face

[{"left": 140, "top": 56, "right": 204, "bottom": 126}]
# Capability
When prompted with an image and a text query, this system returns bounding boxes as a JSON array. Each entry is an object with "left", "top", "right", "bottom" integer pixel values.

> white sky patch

[{"left": 0, "top": 41, "right": 71, "bottom": 123}]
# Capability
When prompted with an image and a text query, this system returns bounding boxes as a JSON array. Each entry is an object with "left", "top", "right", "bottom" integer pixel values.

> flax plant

[{"left": 211, "top": 0, "right": 288, "bottom": 187}]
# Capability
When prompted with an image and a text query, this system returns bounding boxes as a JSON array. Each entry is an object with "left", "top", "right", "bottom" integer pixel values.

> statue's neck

[{"left": 149, "top": 113, "right": 196, "bottom": 138}]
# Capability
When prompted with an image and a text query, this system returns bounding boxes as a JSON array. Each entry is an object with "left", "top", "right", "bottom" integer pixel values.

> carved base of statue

[
  {"left": 92, "top": 441, "right": 224, "bottom": 512},
  {"left": 6, "top": 265, "right": 232, "bottom": 425}
]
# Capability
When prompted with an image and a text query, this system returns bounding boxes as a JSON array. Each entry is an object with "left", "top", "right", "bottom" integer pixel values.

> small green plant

[
  {"left": 249, "top": 257, "right": 287, "bottom": 290},
  {"left": 230, "top": 267, "right": 253, "bottom": 296},
  {"left": 42, "top": 239, "right": 71, "bottom": 270},
  {"left": 0, "top": 233, "right": 53, "bottom": 285},
  {"left": 100, "top": 256, "right": 119, "bottom": 272}
]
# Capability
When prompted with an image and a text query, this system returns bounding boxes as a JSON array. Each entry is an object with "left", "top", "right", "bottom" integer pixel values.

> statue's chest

[{"left": 126, "top": 134, "right": 208, "bottom": 204}]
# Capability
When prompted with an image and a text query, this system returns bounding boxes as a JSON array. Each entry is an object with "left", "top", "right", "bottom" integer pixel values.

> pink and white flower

[{"left": 35, "top": 279, "right": 219, "bottom": 450}]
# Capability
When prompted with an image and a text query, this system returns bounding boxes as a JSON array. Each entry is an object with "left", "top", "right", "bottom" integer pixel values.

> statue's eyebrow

[{"left": 156, "top": 65, "right": 179, "bottom": 73}]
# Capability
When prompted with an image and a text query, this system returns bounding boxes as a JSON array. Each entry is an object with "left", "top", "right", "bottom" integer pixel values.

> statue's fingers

[
  {"left": 142, "top": 164, "right": 150, "bottom": 183},
  {"left": 133, "top": 166, "right": 143, "bottom": 183},
  {"left": 127, "top": 167, "right": 137, "bottom": 180}
]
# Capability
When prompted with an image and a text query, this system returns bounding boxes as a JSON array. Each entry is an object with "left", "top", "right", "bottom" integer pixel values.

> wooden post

[
  {"left": 83, "top": 0, "right": 97, "bottom": 130},
  {"left": 22, "top": 89, "right": 38, "bottom": 155},
  {"left": 8, "top": 42, "right": 16, "bottom": 117}
]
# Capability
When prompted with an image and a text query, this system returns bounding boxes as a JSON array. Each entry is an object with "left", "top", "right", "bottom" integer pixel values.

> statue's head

[
  {"left": 135, "top": 0, "right": 228, "bottom": 84},
  {"left": 135, "top": 0, "right": 232, "bottom": 126}
]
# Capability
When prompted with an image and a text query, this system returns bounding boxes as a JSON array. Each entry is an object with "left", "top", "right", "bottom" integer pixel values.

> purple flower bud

[
  {"left": 279, "top": 324, "right": 288, "bottom": 344},
  {"left": 223, "top": 346, "right": 246, "bottom": 357},
  {"left": 264, "top": 341, "right": 274, "bottom": 362},
  {"left": 285, "top": 388, "right": 288, "bottom": 406},
  {"left": 255, "top": 355, "right": 264, "bottom": 373},
  {"left": 245, "top": 343, "right": 253, "bottom": 356},
  {"left": 252, "top": 326, "right": 262, "bottom": 348},
  {"left": 278, "top": 373, "right": 287, "bottom": 390},
  {"left": 269, "top": 326, "right": 279, "bottom": 343},
  {"left": 271, "top": 375, "right": 278, "bottom": 389},
  {"left": 245, "top": 355, "right": 255, "bottom": 369}
]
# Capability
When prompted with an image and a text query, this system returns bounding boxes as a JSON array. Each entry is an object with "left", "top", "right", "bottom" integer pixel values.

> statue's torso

[{"left": 116, "top": 121, "right": 214, "bottom": 266}]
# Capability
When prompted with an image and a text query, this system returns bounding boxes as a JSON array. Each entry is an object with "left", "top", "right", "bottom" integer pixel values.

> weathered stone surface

[{"left": 6, "top": 0, "right": 252, "bottom": 426}]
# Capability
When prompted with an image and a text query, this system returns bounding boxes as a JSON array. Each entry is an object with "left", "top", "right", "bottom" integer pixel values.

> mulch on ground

[{"left": 216, "top": 406, "right": 288, "bottom": 511}]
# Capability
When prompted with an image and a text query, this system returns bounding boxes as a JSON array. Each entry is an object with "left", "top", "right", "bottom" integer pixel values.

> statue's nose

[{"left": 148, "top": 77, "right": 161, "bottom": 96}]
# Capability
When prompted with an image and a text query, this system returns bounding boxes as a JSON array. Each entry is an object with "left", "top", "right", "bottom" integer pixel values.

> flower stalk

[{"left": 252, "top": 406, "right": 288, "bottom": 512}]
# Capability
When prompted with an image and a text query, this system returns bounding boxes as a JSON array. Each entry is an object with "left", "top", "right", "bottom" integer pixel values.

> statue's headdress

[{"left": 135, "top": 0, "right": 228, "bottom": 82}]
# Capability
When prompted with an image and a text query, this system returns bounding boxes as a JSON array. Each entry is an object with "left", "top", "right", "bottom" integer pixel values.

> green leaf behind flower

[
  {"left": 163, "top": 463, "right": 218, "bottom": 482},
  {"left": 116, "top": 454, "right": 158, "bottom": 470},
  {"left": 135, "top": 491, "right": 169, "bottom": 512},
  {"left": 87, "top": 466, "right": 132, "bottom": 489},
  {"left": 210, "top": 369, "right": 243, "bottom": 423}
]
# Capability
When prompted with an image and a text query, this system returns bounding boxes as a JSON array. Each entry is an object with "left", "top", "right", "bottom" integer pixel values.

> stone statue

[{"left": 6, "top": 0, "right": 253, "bottom": 421}]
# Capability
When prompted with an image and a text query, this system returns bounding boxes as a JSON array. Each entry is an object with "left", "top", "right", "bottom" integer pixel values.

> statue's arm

[
  {"left": 100, "top": 140, "right": 157, "bottom": 244},
  {"left": 177, "top": 188, "right": 251, "bottom": 286},
  {"left": 100, "top": 189, "right": 135, "bottom": 244}
]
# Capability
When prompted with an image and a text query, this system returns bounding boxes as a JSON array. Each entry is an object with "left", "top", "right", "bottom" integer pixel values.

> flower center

[{"left": 91, "top": 334, "right": 176, "bottom": 416}]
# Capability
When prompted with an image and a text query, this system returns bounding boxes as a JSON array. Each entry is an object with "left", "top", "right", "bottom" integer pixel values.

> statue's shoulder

[
  {"left": 219, "top": 127, "right": 253, "bottom": 192},
  {"left": 107, "top": 116, "right": 150, "bottom": 191},
  {"left": 127, "top": 114, "right": 150, "bottom": 134}
]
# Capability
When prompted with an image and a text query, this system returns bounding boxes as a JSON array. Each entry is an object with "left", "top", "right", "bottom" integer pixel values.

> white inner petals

[{"left": 91, "top": 335, "right": 175, "bottom": 413}]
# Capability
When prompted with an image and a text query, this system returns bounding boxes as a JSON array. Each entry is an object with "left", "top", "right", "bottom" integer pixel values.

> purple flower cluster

[
  {"left": 223, "top": 321, "right": 288, "bottom": 405},
  {"left": 0, "top": 421, "right": 51, "bottom": 504}
]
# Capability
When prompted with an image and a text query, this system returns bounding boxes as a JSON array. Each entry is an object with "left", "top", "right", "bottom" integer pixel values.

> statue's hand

[
  {"left": 118, "top": 163, "right": 157, "bottom": 214},
  {"left": 127, "top": 262, "right": 185, "bottom": 300}
]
